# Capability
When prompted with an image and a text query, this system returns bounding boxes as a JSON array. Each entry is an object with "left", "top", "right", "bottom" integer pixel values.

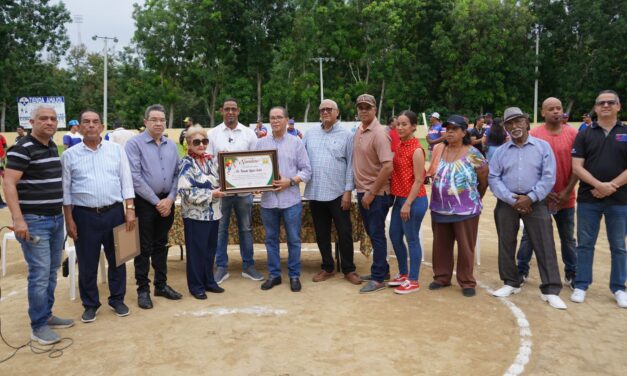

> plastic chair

[
  {"left": 65, "top": 245, "right": 107, "bottom": 301},
  {"left": 1, "top": 231, "right": 18, "bottom": 277}
]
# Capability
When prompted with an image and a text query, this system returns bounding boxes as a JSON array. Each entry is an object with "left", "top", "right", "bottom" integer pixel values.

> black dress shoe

[
  {"left": 462, "top": 288, "right": 476, "bottom": 297},
  {"left": 192, "top": 292, "right": 207, "bottom": 300},
  {"left": 138, "top": 292, "right": 153, "bottom": 309},
  {"left": 206, "top": 285, "right": 225, "bottom": 293},
  {"left": 261, "top": 276, "right": 282, "bottom": 290},
  {"left": 155, "top": 285, "right": 183, "bottom": 300},
  {"left": 290, "top": 277, "right": 302, "bottom": 292}
]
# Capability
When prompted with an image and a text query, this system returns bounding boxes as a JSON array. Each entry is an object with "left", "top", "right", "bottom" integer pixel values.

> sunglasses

[
  {"left": 595, "top": 100, "right": 618, "bottom": 107},
  {"left": 191, "top": 138, "right": 209, "bottom": 146},
  {"left": 319, "top": 107, "right": 334, "bottom": 113}
]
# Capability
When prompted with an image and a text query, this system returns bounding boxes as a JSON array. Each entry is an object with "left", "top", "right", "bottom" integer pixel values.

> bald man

[{"left": 516, "top": 97, "right": 579, "bottom": 287}]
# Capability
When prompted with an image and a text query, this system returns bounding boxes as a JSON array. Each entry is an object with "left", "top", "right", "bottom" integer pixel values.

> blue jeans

[
  {"left": 517, "top": 207, "right": 577, "bottom": 278},
  {"left": 17, "top": 214, "right": 65, "bottom": 330},
  {"left": 260, "top": 203, "right": 302, "bottom": 278},
  {"left": 389, "top": 196, "right": 428, "bottom": 281},
  {"left": 357, "top": 193, "right": 392, "bottom": 282},
  {"left": 575, "top": 202, "right": 627, "bottom": 293},
  {"left": 216, "top": 195, "right": 255, "bottom": 269}
]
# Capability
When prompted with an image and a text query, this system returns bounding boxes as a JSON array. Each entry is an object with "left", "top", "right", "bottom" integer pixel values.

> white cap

[{"left": 430, "top": 112, "right": 440, "bottom": 120}]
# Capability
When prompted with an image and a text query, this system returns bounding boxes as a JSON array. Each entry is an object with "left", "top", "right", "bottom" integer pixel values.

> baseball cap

[
  {"left": 356, "top": 94, "right": 376, "bottom": 107},
  {"left": 288, "top": 118, "right": 295, "bottom": 125},
  {"left": 68, "top": 119, "right": 79, "bottom": 126},
  {"left": 503, "top": 107, "right": 528, "bottom": 123},
  {"left": 183, "top": 117, "right": 191, "bottom": 123},
  {"left": 429, "top": 112, "right": 440, "bottom": 120},
  {"left": 443, "top": 115, "right": 468, "bottom": 130},
  {"left": 582, "top": 113, "right": 590, "bottom": 118},
  {"left": 562, "top": 113, "right": 569, "bottom": 118}
]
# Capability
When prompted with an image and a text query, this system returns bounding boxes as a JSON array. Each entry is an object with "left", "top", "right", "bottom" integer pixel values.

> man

[
  {"left": 125, "top": 104, "right": 181, "bottom": 309},
  {"left": 426, "top": 112, "right": 444, "bottom": 153},
  {"left": 62, "top": 119, "right": 83, "bottom": 149},
  {"left": 570, "top": 90, "right": 627, "bottom": 308},
  {"left": 208, "top": 98, "right": 263, "bottom": 283},
  {"left": 105, "top": 120, "right": 135, "bottom": 147},
  {"left": 516, "top": 97, "right": 578, "bottom": 287},
  {"left": 14, "top": 126, "right": 26, "bottom": 143},
  {"left": 254, "top": 119, "right": 268, "bottom": 138},
  {"left": 179, "top": 117, "right": 193, "bottom": 153},
  {"left": 578, "top": 113, "right": 592, "bottom": 132},
  {"left": 304, "top": 99, "right": 360, "bottom": 285},
  {"left": 469, "top": 115, "right": 486, "bottom": 156},
  {"left": 387, "top": 116, "right": 401, "bottom": 153},
  {"left": 484, "top": 112, "right": 494, "bottom": 127},
  {"left": 561, "top": 113, "right": 569, "bottom": 126},
  {"left": 489, "top": 106, "right": 566, "bottom": 310},
  {"left": 3, "top": 105, "right": 73, "bottom": 345},
  {"left": 287, "top": 118, "right": 303, "bottom": 139},
  {"left": 62, "top": 109, "right": 136, "bottom": 322},
  {"left": 257, "top": 107, "right": 311, "bottom": 292},
  {"left": 352, "top": 94, "right": 394, "bottom": 294}
]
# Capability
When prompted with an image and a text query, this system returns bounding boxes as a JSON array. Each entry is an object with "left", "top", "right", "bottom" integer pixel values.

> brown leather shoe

[
  {"left": 312, "top": 270, "right": 335, "bottom": 282},
  {"left": 344, "top": 272, "right": 362, "bottom": 285}
]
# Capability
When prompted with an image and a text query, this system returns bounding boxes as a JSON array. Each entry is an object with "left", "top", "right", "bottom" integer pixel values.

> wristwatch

[
  {"left": 126, "top": 204, "right": 135, "bottom": 210},
  {"left": 289, "top": 178, "right": 296, "bottom": 187}
]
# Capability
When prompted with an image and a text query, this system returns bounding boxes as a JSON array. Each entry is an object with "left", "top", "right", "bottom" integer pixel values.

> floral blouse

[
  {"left": 430, "top": 146, "right": 486, "bottom": 217},
  {"left": 177, "top": 155, "right": 222, "bottom": 221}
]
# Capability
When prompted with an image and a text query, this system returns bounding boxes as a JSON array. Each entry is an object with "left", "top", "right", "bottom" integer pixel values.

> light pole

[
  {"left": 92, "top": 35, "right": 118, "bottom": 127},
  {"left": 312, "top": 57, "right": 335, "bottom": 102},
  {"left": 531, "top": 24, "right": 542, "bottom": 125}
]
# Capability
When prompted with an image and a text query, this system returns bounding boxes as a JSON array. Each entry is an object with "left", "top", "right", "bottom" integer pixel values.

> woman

[
  {"left": 429, "top": 115, "right": 488, "bottom": 297},
  {"left": 388, "top": 111, "right": 428, "bottom": 294},
  {"left": 482, "top": 117, "right": 507, "bottom": 161},
  {"left": 178, "top": 125, "right": 226, "bottom": 299}
]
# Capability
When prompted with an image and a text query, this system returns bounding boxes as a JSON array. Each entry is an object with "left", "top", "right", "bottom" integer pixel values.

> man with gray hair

[
  {"left": 125, "top": 104, "right": 182, "bottom": 309},
  {"left": 3, "top": 105, "right": 73, "bottom": 344},
  {"left": 303, "top": 99, "right": 360, "bottom": 285}
]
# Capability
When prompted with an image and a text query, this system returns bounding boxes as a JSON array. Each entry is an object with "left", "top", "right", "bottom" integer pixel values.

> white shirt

[
  {"left": 209, "top": 122, "right": 257, "bottom": 155},
  {"left": 108, "top": 127, "right": 136, "bottom": 147}
]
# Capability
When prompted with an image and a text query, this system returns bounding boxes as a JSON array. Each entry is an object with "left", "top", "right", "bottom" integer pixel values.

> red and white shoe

[
  {"left": 394, "top": 280, "right": 420, "bottom": 294},
  {"left": 387, "top": 274, "right": 408, "bottom": 287}
]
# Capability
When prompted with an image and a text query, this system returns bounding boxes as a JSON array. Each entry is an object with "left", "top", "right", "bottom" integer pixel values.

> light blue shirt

[
  {"left": 303, "top": 121, "right": 354, "bottom": 201},
  {"left": 256, "top": 133, "right": 312, "bottom": 209},
  {"left": 488, "top": 135, "right": 556, "bottom": 205},
  {"left": 62, "top": 140, "right": 135, "bottom": 207}
]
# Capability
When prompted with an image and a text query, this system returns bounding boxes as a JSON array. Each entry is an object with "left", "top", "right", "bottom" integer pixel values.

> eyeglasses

[
  {"left": 595, "top": 100, "right": 618, "bottom": 107},
  {"left": 269, "top": 116, "right": 285, "bottom": 121},
  {"left": 191, "top": 138, "right": 209, "bottom": 146},
  {"left": 319, "top": 107, "right": 334, "bottom": 113},
  {"left": 148, "top": 118, "right": 166, "bottom": 124}
]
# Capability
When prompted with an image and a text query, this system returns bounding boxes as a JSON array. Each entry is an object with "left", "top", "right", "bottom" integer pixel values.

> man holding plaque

[
  {"left": 208, "top": 98, "right": 263, "bottom": 284},
  {"left": 303, "top": 99, "right": 361, "bottom": 285},
  {"left": 256, "top": 106, "right": 312, "bottom": 292},
  {"left": 62, "top": 109, "right": 136, "bottom": 322}
]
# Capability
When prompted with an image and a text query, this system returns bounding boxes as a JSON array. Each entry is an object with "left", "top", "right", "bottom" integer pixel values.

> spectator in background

[
  {"left": 105, "top": 120, "right": 135, "bottom": 148},
  {"left": 469, "top": 115, "right": 487, "bottom": 156},
  {"left": 254, "top": 119, "right": 268, "bottom": 138},
  {"left": 0, "top": 130, "right": 7, "bottom": 208},
  {"left": 62, "top": 120, "right": 83, "bottom": 149},
  {"left": 561, "top": 113, "right": 569, "bottom": 126},
  {"left": 287, "top": 118, "right": 303, "bottom": 139},
  {"left": 180, "top": 117, "right": 193, "bottom": 154},
  {"left": 426, "top": 112, "right": 444, "bottom": 156},
  {"left": 15, "top": 126, "right": 26, "bottom": 143},
  {"left": 485, "top": 112, "right": 494, "bottom": 127},
  {"left": 387, "top": 116, "right": 401, "bottom": 153},
  {"left": 578, "top": 113, "right": 592, "bottom": 132},
  {"left": 482, "top": 117, "right": 508, "bottom": 161}
]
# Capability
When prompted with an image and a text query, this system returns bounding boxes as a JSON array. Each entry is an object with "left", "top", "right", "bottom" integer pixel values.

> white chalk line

[
  {"left": 0, "top": 287, "right": 25, "bottom": 302},
  {"left": 421, "top": 261, "right": 532, "bottom": 376},
  {"left": 176, "top": 305, "right": 287, "bottom": 318}
]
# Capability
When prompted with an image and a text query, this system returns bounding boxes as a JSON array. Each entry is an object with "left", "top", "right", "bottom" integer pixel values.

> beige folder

[{"left": 113, "top": 221, "right": 140, "bottom": 267}]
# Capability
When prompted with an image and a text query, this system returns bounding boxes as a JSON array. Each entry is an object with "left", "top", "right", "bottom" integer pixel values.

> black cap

[{"left": 444, "top": 115, "right": 468, "bottom": 130}]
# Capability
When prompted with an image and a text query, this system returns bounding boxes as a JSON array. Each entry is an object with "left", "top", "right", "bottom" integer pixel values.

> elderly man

[
  {"left": 353, "top": 94, "right": 394, "bottom": 294},
  {"left": 489, "top": 107, "right": 566, "bottom": 310},
  {"left": 303, "top": 99, "right": 360, "bottom": 285},
  {"left": 516, "top": 97, "right": 578, "bottom": 287},
  {"left": 256, "top": 106, "right": 311, "bottom": 292},
  {"left": 3, "top": 105, "right": 73, "bottom": 345},
  {"left": 208, "top": 98, "right": 263, "bottom": 283},
  {"left": 125, "top": 104, "right": 181, "bottom": 309},
  {"left": 571, "top": 90, "right": 627, "bottom": 308},
  {"left": 63, "top": 109, "right": 136, "bottom": 322}
]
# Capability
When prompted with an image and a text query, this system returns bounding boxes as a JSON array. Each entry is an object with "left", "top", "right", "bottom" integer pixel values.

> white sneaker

[
  {"left": 570, "top": 288, "right": 586, "bottom": 303},
  {"left": 614, "top": 290, "right": 627, "bottom": 308},
  {"left": 541, "top": 294, "right": 567, "bottom": 310},
  {"left": 492, "top": 285, "right": 521, "bottom": 298}
]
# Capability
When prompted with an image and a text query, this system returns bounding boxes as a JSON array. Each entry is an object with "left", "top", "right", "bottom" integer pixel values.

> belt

[
  {"left": 76, "top": 203, "right": 121, "bottom": 214},
  {"left": 157, "top": 192, "right": 169, "bottom": 199}
]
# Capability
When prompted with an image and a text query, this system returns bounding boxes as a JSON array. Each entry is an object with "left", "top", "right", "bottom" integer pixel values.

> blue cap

[{"left": 68, "top": 119, "right": 79, "bottom": 126}]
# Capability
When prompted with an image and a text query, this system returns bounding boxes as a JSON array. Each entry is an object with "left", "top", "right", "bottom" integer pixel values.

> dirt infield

[{"left": 1, "top": 192, "right": 626, "bottom": 375}]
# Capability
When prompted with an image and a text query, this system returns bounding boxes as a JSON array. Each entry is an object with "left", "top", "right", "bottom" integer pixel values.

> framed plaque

[{"left": 218, "top": 149, "right": 279, "bottom": 193}]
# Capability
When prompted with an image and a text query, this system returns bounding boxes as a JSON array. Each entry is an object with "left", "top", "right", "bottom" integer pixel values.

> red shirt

[
  {"left": 530, "top": 124, "right": 578, "bottom": 208},
  {"left": 389, "top": 128, "right": 401, "bottom": 153},
  {"left": 391, "top": 137, "right": 427, "bottom": 198},
  {"left": 0, "top": 134, "right": 6, "bottom": 158}
]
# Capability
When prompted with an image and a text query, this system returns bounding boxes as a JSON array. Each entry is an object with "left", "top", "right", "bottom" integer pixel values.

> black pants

[
  {"left": 73, "top": 204, "right": 126, "bottom": 308},
  {"left": 183, "top": 218, "right": 219, "bottom": 295},
  {"left": 134, "top": 195, "right": 174, "bottom": 293},
  {"left": 494, "top": 199, "right": 562, "bottom": 295},
  {"left": 309, "top": 196, "right": 355, "bottom": 274}
]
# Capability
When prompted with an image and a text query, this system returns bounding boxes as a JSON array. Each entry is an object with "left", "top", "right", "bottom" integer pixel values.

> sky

[{"left": 55, "top": 0, "right": 140, "bottom": 54}]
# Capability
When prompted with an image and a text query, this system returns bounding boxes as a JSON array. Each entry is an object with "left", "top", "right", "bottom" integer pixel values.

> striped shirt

[
  {"left": 303, "top": 121, "right": 354, "bottom": 201},
  {"left": 5, "top": 135, "right": 63, "bottom": 215},
  {"left": 62, "top": 140, "right": 135, "bottom": 207}
]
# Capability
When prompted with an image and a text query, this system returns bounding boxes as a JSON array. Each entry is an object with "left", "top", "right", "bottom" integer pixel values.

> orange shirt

[
  {"left": 352, "top": 119, "right": 393, "bottom": 194},
  {"left": 530, "top": 124, "right": 578, "bottom": 208},
  {"left": 391, "top": 138, "right": 427, "bottom": 198}
]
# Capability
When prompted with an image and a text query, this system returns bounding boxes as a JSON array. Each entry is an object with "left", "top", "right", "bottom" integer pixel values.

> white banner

[{"left": 17, "top": 96, "right": 67, "bottom": 129}]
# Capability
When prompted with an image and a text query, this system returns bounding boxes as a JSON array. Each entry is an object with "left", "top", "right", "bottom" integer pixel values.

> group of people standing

[{"left": 5, "top": 90, "right": 625, "bottom": 347}]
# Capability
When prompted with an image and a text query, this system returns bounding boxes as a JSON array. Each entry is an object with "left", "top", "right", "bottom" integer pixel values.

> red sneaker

[
  {"left": 394, "top": 280, "right": 420, "bottom": 294},
  {"left": 387, "top": 274, "right": 408, "bottom": 287}
]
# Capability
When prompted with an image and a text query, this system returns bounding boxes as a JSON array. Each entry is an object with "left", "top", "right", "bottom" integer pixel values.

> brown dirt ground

[{"left": 1, "top": 190, "right": 626, "bottom": 376}]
